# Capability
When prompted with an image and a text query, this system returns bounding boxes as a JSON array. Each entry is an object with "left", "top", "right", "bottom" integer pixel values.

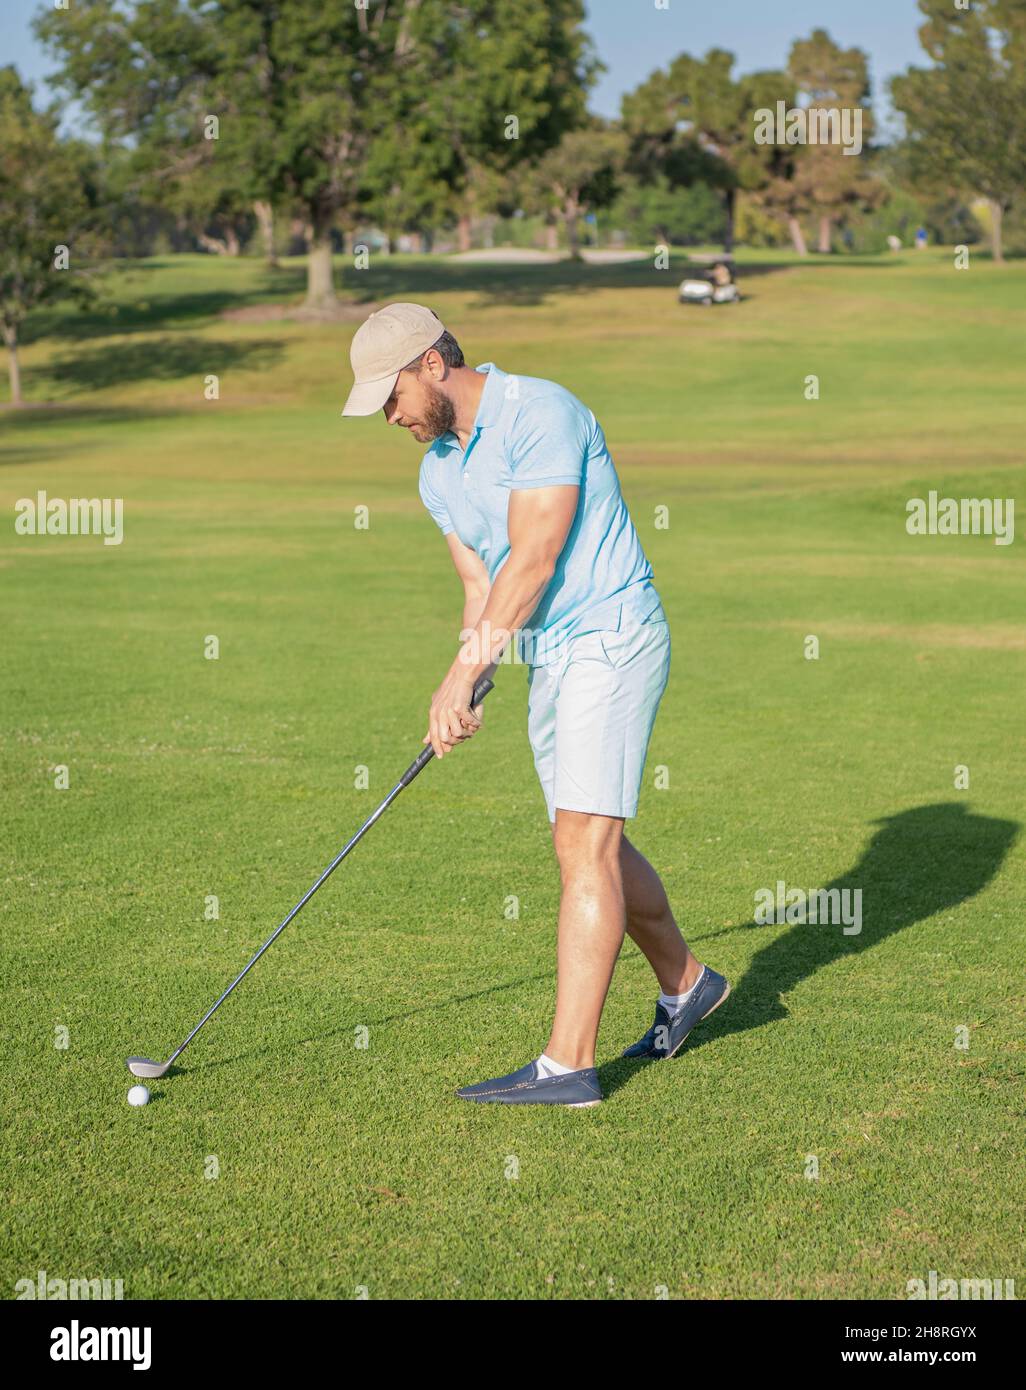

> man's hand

[{"left": 423, "top": 666, "right": 483, "bottom": 758}]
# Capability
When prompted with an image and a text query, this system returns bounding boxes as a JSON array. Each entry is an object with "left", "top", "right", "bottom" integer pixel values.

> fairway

[{"left": 2, "top": 250, "right": 1024, "bottom": 1300}]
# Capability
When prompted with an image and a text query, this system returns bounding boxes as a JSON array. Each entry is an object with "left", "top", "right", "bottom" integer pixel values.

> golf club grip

[
  {"left": 470, "top": 674, "right": 495, "bottom": 707},
  {"left": 399, "top": 675, "right": 494, "bottom": 787}
]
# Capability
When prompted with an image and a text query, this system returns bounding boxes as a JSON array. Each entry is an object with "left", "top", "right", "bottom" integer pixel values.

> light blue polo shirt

[{"left": 418, "top": 363, "right": 662, "bottom": 665}]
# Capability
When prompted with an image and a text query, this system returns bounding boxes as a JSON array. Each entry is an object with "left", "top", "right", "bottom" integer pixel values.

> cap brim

[{"left": 340, "top": 372, "right": 398, "bottom": 418}]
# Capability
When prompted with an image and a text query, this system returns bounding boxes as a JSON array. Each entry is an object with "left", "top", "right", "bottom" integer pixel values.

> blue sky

[
  {"left": 585, "top": 0, "right": 927, "bottom": 126},
  {"left": 4, "top": 0, "right": 927, "bottom": 135}
]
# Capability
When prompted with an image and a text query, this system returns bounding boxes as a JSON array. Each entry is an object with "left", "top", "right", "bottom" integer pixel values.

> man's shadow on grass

[
  {"left": 170, "top": 800, "right": 1016, "bottom": 1088},
  {"left": 603, "top": 801, "right": 1018, "bottom": 1095}
]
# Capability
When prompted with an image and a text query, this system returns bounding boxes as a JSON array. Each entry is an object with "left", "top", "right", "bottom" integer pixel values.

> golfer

[{"left": 343, "top": 303, "right": 729, "bottom": 1105}]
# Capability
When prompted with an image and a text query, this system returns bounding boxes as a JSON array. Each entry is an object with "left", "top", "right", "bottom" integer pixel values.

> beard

[{"left": 408, "top": 382, "right": 456, "bottom": 442}]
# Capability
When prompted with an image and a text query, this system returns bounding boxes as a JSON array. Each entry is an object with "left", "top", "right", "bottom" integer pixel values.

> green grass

[{"left": 1, "top": 248, "right": 1024, "bottom": 1299}]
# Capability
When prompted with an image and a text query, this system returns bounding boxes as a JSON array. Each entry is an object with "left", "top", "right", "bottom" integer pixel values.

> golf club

[{"left": 126, "top": 675, "right": 495, "bottom": 1080}]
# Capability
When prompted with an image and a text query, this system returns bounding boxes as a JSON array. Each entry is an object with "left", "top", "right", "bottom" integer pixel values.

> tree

[
  {"left": 35, "top": 0, "right": 235, "bottom": 251},
  {"left": 40, "top": 2, "right": 597, "bottom": 298},
  {"left": 733, "top": 66, "right": 813, "bottom": 252},
  {"left": 36, "top": 2, "right": 434, "bottom": 306},
  {"left": 0, "top": 69, "right": 100, "bottom": 406},
  {"left": 789, "top": 30, "right": 880, "bottom": 253},
  {"left": 609, "top": 175, "right": 726, "bottom": 248},
  {"left": 751, "top": 141, "right": 815, "bottom": 256},
  {"left": 622, "top": 51, "right": 784, "bottom": 253},
  {"left": 362, "top": 130, "right": 453, "bottom": 254},
  {"left": 523, "top": 124, "right": 625, "bottom": 257},
  {"left": 425, "top": 0, "right": 598, "bottom": 251},
  {"left": 891, "top": 0, "right": 1026, "bottom": 263}
]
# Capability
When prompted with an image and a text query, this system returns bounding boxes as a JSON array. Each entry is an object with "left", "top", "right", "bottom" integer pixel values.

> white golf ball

[{"left": 127, "top": 1085, "right": 150, "bottom": 1107}]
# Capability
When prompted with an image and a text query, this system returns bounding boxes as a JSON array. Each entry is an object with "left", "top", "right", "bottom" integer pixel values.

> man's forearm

[
  {"left": 462, "top": 588, "right": 490, "bottom": 635},
  {"left": 453, "top": 589, "right": 497, "bottom": 696},
  {"left": 460, "top": 591, "right": 498, "bottom": 692},
  {"left": 456, "top": 557, "right": 553, "bottom": 682}
]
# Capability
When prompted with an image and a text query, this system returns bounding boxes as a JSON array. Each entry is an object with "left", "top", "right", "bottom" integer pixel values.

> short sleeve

[
  {"left": 418, "top": 457, "right": 454, "bottom": 535},
  {"left": 508, "top": 394, "right": 589, "bottom": 490}
]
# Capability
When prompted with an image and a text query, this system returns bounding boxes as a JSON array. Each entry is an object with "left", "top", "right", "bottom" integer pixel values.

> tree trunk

[
  {"left": 988, "top": 199, "right": 1005, "bottom": 265},
  {"left": 305, "top": 218, "right": 338, "bottom": 309},
  {"left": 544, "top": 219, "right": 559, "bottom": 251},
  {"left": 787, "top": 215, "right": 809, "bottom": 257},
  {"left": 286, "top": 218, "right": 307, "bottom": 255},
  {"left": 3, "top": 322, "right": 21, "bottom": 406},
  {"left": 818, "top": 215, "right": 832, "bottom": 253},
  {"left": 723, "top": 187, "right": 736, "bottom": 253},
  {"left": 197, "top": 232, "right": 229, "bottom": 255},
  {"left": 457, "top": 212, "right": 472, "bottom": 253},
  {"left": 225, "top": 226, "right": 240, "bottom": 257},
  {"left": 253, "top": 200, "right": 277, "bottom": 266},
  {"left": 565, "top": 198, "right": 581, "bottom": 259}
]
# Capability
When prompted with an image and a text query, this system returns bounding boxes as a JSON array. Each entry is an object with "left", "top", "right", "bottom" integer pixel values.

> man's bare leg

[
  {"left": 543, "top": 818, "right": 704, "bottom": 1069},
  {"left": 620, "top": 835, "right": 702, "bottom": 994},
  {"left": 543, "top": 809, "right": 627, "bottom": 1070}
]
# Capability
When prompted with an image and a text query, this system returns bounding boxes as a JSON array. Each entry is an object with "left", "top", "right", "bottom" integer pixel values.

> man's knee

[{"left": 552, "top": 810, "right": 623, "bottom": 873}]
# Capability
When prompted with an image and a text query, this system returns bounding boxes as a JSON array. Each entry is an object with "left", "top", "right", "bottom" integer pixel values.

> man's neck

[{"left": 449, "top": 366, "right": 488, "bottom": 449}]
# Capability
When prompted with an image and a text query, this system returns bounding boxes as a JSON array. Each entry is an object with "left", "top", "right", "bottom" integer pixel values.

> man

[{"left": 342, "top": 302, "right": 729, "bottom": 1106}]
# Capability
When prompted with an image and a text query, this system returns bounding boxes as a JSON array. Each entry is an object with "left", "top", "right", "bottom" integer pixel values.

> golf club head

[{"left": 126, "top": 1057, "right": 169, "bottom": 1079}]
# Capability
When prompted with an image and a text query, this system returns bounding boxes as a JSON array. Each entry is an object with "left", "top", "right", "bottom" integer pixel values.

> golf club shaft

[{"left": 163, "top": 675, "right": 495, "bottom": 1069}]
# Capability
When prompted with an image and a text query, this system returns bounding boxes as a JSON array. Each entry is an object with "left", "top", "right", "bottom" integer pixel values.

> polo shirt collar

[
  {"left": 472, "top": 362, "right": 506, "bottom": 428},
  {"left": 435, "top": 362, "right": 505, "bottom": 454}
]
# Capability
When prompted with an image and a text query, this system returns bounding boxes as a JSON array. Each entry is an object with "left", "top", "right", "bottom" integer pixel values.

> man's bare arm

[
  {"left": 445, "top": 531, "right": 491, "bottom": 634},
  {"left": 424, "top": 485, "right": 579, "bottom": 757},
  {"left": 421, "top": 532, "right": 496, "bottom": 755},
  {"left": 465, "top": 484, "right": 578, "bottom": 673}
]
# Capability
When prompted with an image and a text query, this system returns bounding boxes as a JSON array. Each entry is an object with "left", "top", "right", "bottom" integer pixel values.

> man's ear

[{"left": 422, "top": 347, "right": 447, "bottom": 380}]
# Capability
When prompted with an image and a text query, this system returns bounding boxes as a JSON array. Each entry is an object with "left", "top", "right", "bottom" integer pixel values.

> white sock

[
  {"left": 659, "top": 967, "right": 705, "bottom": 1016},
  {"left": 535, "top": 1052, "right": 574, "bottom": 1078}
]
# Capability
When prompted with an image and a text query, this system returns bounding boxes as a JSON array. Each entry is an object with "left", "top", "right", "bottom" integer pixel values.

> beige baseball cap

[{"left": 341, "top": 302, "right": 446, "bottom": 417}]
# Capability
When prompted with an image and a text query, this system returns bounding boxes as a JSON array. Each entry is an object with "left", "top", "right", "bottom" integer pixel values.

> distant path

[{"left": 445, "top": 247, "right": 649, "bottom": 265}]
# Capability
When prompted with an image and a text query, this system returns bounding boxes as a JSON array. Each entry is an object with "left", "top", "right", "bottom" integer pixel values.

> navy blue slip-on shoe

[
  {"left": 456, "top": 1060, "right": 602, "bottom": 1107},
  {"left": 621, "top": 966, "right": 731, "bottom": 1059}
]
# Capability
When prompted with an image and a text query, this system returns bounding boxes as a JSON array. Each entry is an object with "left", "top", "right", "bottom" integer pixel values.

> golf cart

[{"left": 679, "top": 258, "right": 740, "bottom": 307}]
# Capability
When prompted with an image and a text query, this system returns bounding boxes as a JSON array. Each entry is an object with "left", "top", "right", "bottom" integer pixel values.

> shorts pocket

[
  {"left": 597, "top": 624, "right": 636, "bottom": 669},
  {"left": 599, "top": 615, "right": 669, "bottom": 671}
]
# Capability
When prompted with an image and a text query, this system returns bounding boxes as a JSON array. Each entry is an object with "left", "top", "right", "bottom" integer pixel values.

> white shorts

[{"left": 526, "top": 608, "right": 671, "bottom": 823}]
